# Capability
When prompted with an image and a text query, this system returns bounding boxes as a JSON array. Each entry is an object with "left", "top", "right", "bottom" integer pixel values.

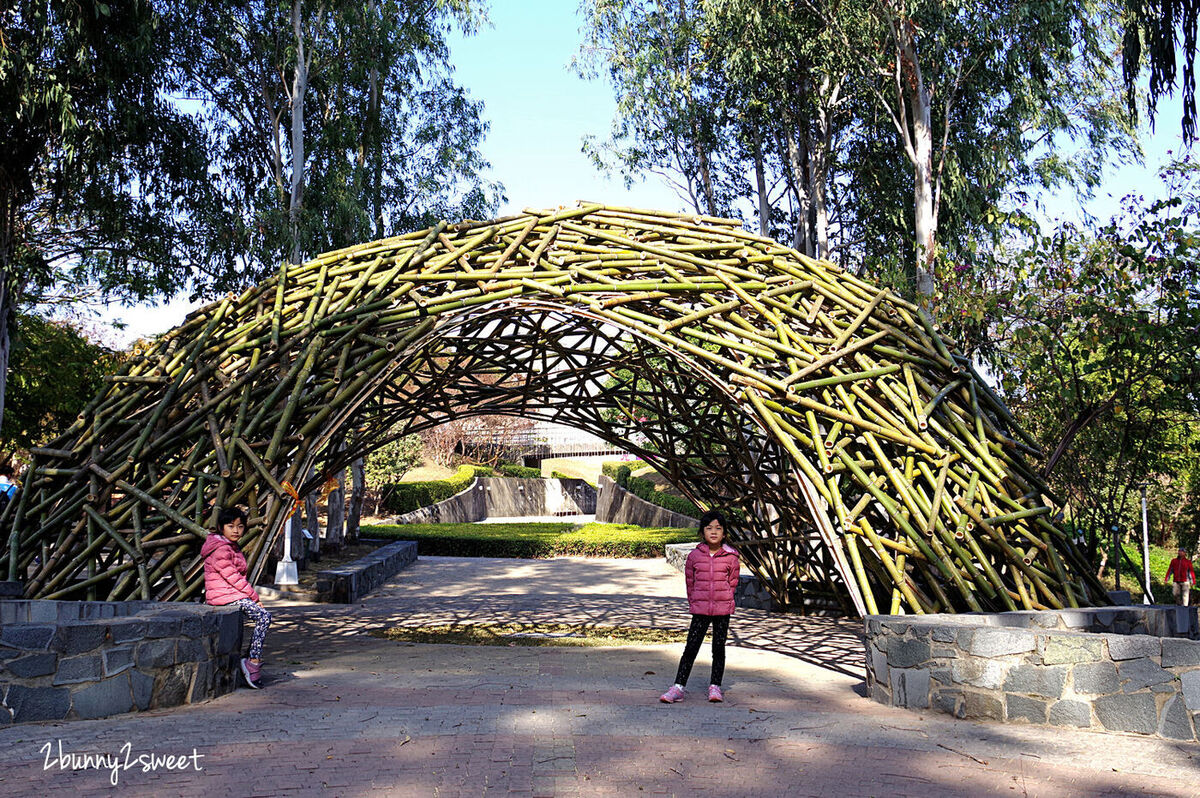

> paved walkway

[{"left": 0, "top": 556, "right": 1196, "bottom": 796}]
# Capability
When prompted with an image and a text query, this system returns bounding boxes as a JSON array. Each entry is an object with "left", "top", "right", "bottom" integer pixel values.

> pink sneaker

[
  {"left": 240, "top": 658, "right": 261, "bottom": 689},
  {"left": 659, "top": 684, "right": 685, "bottom": 703},
  {"left": 708, "top": 685, "right": 724, "bottom": 702}
]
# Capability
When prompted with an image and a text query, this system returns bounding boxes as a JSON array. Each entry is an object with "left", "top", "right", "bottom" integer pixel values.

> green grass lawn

[{"left": 361, "top": 521, "right": 695, "bottom": 558}]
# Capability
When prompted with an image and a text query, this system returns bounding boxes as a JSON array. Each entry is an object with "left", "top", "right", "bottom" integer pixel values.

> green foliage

[
  {"left": 362, "top": 521, "right": 695, "bottom": 558},
  {"left": 600, "top": 459, "right": 700, "bottom": 517},
  {"left": 938, "top": 162, "right": 1200, "bottom": 561},
  {"left": 364, "top": 434, "right": 424, "bottom": 487},
  {"left": 577, "top": 0, "right": 1137, "bottom": 298},
  {"left": 380, "top": 464, "right": 478, "bottom": 515},
  {"left": 176, "top": 0, "right": 503, "bottom": 292},
  {"left": 495, "top": 463, "right": 542, "bottom": 479},
  {"left": 364, "top": 432, "right": 424, "bottom": 512},
  {"left": 0, "top": 0, "right": 224, "bottom": 429},
  {"left": 602, "top": 460, "right": 646, "bottom": 481},
  {"left": 614, "top": 465, "right": 631, "bottom": 488},
  {"left": 623, "top": 475, "right": 702, "bottom": 519},
  {"left": 1121, "top": 1, "right": 1200, "bottom": 144},
  {"left": 3, "top": 313, "right": 115, "bottom": 452}
]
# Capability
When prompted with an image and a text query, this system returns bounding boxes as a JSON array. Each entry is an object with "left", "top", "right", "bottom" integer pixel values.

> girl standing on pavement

[
  {"left": 660, "top": 510, "right": 740, "bottom": 703},
  {"left": 202, "top": 506, "right": 272, "bottom": 689}
]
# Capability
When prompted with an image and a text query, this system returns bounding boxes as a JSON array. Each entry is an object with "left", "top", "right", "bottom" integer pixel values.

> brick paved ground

[{"left": 0, "top": 556, "right": 1195, "bottom": 796}]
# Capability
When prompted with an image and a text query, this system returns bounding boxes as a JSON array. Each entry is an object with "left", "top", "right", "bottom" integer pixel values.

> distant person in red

[{"left": 1165, "top": 548, "right": 1195, "bottom": 606}]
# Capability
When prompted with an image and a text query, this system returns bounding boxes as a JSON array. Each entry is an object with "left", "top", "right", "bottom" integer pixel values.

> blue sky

[{"left": 109, "top": 4, "right": 1188, "bottom": 343}]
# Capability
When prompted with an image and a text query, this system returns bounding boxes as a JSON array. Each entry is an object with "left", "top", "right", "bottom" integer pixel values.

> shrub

[
  {"left": 615, "top": 465, "right": 631, "bottom": 487},
  {"left": 625, "top": 475, "right": 702, "bottom": 519},
  {"left": 602, "top": 459, "right": 646, "bottom": 481},
  {"left": 496, "top": 463, "right": 542, "bottom": 478},
  {"left": 380, "top": 465, "right": 477, "bottom": 515}
]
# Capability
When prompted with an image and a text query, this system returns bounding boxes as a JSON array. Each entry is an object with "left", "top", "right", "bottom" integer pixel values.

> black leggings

[{"left": 673, "top": 614, "right": 730, "bottom": 687}]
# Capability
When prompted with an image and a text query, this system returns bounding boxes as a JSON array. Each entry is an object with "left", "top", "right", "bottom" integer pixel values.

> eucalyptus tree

[
  {"left": 576, "top": 0, "right": 733, "bottom": 216},
  {"left": 0, "top": 0, "right": 226, "bottom": 434},
  {"left": 705, "top": 0, "right": 864, "bottom": 259},
  {"left": 811, "top": 0, "right": 1138, "bottom": 300},
  {"left": 581, "top": 1, "right": 1136, "bottom": 302},
  {"left": 179, "top": 0, "right": 501, "bottom": 293},
  {"left": 1121, "top": 0, "right": 1200, "bottom": 144}
]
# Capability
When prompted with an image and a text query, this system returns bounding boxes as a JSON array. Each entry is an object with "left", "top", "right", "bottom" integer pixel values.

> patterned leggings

[
  {"left": 234, "top": 598, "right": 272, "bottom": 660},
  {"left": 673, "top": 614, "right": 730, "bottom": 687}
]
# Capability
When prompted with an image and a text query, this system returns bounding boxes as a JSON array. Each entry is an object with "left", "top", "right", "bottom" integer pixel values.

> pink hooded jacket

[
  {"left": 202, "top": 533, "right": 259, "bottom": 605},
  {"left": 684, "top": 543, "right": 740, "bottom": 616}
]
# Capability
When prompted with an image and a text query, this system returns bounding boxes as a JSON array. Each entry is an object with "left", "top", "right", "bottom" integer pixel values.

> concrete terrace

[{"left": 0, "top": 555, "right": 1194, "bottom": 796}]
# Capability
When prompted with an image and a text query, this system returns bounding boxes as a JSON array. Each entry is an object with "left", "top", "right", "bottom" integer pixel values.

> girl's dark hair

[
  {"left": 698, "top": 509, "right": 728, "bottom": 539},
  {"left": 216, "top": 506, "right": 248, "bottom": 530}
]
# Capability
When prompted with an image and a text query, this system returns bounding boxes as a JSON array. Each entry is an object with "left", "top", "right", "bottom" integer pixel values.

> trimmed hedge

[
  {"left": 624, "top": 475, "right": 702, "bottom": 519},
  {"left": 496, "top": 463, "right": 542, "bottom": 478},
  {"left": 600, "top": 460, "right": 701, "bottom": 519},
  {"left": 362, "top": 521, "right": 694, "bottom": 558},
  {"left": 380, "top": 465, "right": 478, "bottom": 515},
  {"left": 602, "top": 460, "right": 646, "bottom": 480}
]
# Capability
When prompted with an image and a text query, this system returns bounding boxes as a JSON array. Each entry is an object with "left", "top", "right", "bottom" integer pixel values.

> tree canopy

[{"left": 0, "top": 0, "right": 223, "bottom": 432}]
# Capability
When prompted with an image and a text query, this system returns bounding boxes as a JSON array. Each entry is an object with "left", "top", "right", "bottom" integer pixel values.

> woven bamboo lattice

[{"left": 0, "top": 203, "right": 1108, "bottom": 615}]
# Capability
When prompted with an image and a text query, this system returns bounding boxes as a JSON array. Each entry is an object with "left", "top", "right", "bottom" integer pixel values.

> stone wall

[
  {"left": 865, "top": 607, "right": 1200, "bottom": 741},
  {"left": 316, "top": 541, "right": 418, "bottom": 604},
  {"left": 595, "top": 475, "right": 698, "bottom": 529},
  {"left": 665, "top": 543, "right": 776, "bottom": 611},
  {"left": 1, "top": 600, "right": 241, "bottom": 723}
]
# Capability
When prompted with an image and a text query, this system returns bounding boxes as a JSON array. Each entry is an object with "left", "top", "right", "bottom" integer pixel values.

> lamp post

[
  {"left": 1140, "top": 483, "right": 1153, "bottom": 605},
  {"left": 1112, "top": 524, "right": 1120, "bottom": 591}
]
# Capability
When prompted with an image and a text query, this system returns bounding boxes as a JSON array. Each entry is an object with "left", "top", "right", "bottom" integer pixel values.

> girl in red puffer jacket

[
  {"left": 660, "top": 509, "right": 739, "bottom": 704},
  {"left": 202, "top": 506, "right": 272, "bottom": 689}
]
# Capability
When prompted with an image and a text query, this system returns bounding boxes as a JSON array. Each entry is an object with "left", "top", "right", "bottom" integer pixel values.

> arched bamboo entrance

[{"left": 1, "top": 203, "right": 1108, "bottom": 615}]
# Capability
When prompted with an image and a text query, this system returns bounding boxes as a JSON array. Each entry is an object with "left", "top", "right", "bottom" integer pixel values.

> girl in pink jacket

[
  {"left": 202, "top": 506, "right": 272, "bottom": 689},
  {"left": 660, "top": 510, "right": 740, "bottom": 704}
]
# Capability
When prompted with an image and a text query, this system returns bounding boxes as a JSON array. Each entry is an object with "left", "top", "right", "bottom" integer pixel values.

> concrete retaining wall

[
  {"left": 316, "top": 541, "right": 419, "bottom": 603},
  {"left": 865, "top": 606, "right": 1200, "bottom": 741},
  {"left": 392, "top": 478, "right": 597, "bottom": 524},
  {"left": 595, "top": 475, "right": 698, "bottom": 529},
  {"left": 665, "top": 543, "right": 776, "bottom": 611},
  {"left": 391, "top": 478, "right": 487, "bottom": 524},
  {"left": 0, "top": 600, "right": 241, "bottom": 723}
]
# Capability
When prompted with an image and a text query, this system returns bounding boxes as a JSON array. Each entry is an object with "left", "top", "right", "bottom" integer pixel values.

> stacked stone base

[
  {"left": 316, "top": 541, "right": 418, "bottom": 603},
  {"left": 1, "top": 600, "right": 242, "bottom": 723},
  {"left": 865, "top": 607, "right": 1200, "bottom": 741}
]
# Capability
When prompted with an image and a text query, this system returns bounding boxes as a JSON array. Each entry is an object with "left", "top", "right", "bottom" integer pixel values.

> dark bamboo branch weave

[{"left": 0, "top": 204, "right": 1108, "bottom": 614}]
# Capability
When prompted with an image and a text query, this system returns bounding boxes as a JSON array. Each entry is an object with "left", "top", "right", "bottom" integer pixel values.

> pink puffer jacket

[
  {"left": 201, "top": 533, "right": 259, "bottom": 605},
  {"left": 684, "top": 543, "right": 740, "bottom": 616}
]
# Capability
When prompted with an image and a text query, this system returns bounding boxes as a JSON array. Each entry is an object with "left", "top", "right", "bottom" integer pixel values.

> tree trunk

[
  {"left": 326, "top": 468, "right": 345, "bottom": 550},
  {"left": 785, "top": 128, "right": 812, "bottom": 257},
  {"left": 912, "top": 113, "right": 936, "bottom": 297},
  {"left": 289, "top": 0, "right": 309, "bottom": 266},
  {"left": 752, "top": 130, "right": 770, "bottom": 236},
  {"left": 900, "top": 31, "right": 937, "bottom": 299},
  {"left": 811, "top": 81, "right": 836, "bottom": 261},
  {"left": 0, "top": 263, "right": 12, "bottom": 436},
  {"left": 347, "top": 457, "right": 364, "bottom": 543}
]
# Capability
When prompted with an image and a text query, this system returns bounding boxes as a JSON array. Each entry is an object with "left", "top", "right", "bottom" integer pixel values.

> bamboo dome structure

[{"left": 0, "top": 203, "right": 1108, "bottom": 615}]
